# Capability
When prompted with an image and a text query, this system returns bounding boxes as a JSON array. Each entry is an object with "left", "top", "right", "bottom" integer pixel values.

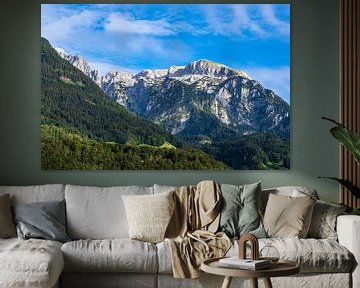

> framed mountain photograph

[{"left": 41, "top": 4, "right": 290, "bottom": 170}]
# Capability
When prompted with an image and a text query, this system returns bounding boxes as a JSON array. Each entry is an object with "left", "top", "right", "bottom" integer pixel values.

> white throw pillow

[{"left": 122, "top": 191, "right": 175, "bottom": 243}]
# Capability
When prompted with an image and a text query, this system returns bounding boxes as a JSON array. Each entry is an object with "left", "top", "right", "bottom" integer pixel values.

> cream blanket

[{"left": 165, "top": 181, "right": 231, "bottom": 279}]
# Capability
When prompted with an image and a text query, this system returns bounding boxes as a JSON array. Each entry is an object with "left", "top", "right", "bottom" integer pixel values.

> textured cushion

[
  {"left": 308, "top": 200, "right": 347, "bottom": 240},
  {"left": 12, "top": 200, "right": 70, "bottom": 243},
  {"left": 263, "top": 194, "right": 316, "bottom": 238},
  {"left": 65, "top": 185, "right": 153, "bottom": 239},
  {"left": 122, "top": 191, "right": 175, "bottom": 243},
  {"left": 218, "top": 182, "right": 266, "bottom": 238},
  {"left": 61, "top": 239, "right": 158, "bottom": 273},
  {"left": 0, "top": 238, "right": 64, "bottom": 288},
  {"left": 0, "top": 194, "right": 16, "bottom": 238},
  {"left": 0, "top": 184, "right": 65, "bottom": 204}
]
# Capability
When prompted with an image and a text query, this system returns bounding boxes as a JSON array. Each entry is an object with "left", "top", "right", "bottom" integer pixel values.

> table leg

[
  {"left": 251, "top": 278, "right": 258, "bottom": 288},
  {"left": 221, "top": 276, "right": 233, "bottom": 288},
  {"left": 263, "top": 277, "right": 273, "bottom": 288}
]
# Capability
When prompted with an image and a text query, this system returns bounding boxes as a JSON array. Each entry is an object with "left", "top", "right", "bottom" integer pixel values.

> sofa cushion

[
  {"left": 0, "top": 194, "right": 16, "bottom": 238},
  {"left": 122, "top": 191, "right": 175, "bottom": 243},
  {"left": 61, "top": 239, "right": 158, "bottom": 273},
  {"left": 65, "top": 185, "right": 153, "bottom": 239},
  {"left": 235, "top": 238, "right": 353, "bottom": 273},
  {"left": 261, "top": 186, "right": 319, "bottom": 213},
  {"left": 308, "top": 200, "right": 347, "bottom": 240},
  {"left": 12, "top": 200, "right": 70, "bottom": 243},
  {"left": 157, "top": 238, "right": 353, "bottom": 274},
  {"left": 0, "top": 184, "right": 65, "bottom": 204},
  {"left": 263, "top": 194, "right": 316, "bottom": 238},
  {"left": 218, "top": 182, "right": 266, "bottom": 238},
  {"left": 0, "top": 238, "right": 64, "bottom": 288}
]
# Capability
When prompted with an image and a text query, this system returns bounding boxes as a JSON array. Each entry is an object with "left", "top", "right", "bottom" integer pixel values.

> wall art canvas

[{"left": 41, "top": 4, "right": 290, "bottom": 170}]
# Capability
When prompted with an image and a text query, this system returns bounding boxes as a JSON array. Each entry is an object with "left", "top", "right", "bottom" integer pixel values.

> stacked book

[{"left": 218, "top": 257, "right": 271, "bottom": 270}]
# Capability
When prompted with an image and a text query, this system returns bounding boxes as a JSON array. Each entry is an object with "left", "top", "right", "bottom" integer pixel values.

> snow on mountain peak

[
  {"left": 104, "top": 71, "right": 135, "bottom": 87},
  {"left": 55, "top": 47, "right": 67, "bottom": 57},
  {"left": 168, "top": 59, "right": 250, "bottom": 81},
  {"left": 55, "top": 48, "right": 102, "bottom": 86},
  {"left": 136, "top": 69, "right": 168, "bottom": 79}
]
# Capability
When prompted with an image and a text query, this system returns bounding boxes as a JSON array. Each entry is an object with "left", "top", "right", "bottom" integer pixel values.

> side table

[{"left": 201, "top": 257, "right": 300, "bottom": 288}]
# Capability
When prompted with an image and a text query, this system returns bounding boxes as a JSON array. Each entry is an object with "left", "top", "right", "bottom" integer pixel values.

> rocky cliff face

[{"left": 56, "top": 49, "right": 290, "bottom": 140}]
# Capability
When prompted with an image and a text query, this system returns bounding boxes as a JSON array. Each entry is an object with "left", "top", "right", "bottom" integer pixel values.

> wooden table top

[{"left": 201, "top": 257, "right": 300, "bottom": 278}]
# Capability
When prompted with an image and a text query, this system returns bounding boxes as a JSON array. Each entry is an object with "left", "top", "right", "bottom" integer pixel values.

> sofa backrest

[
  {"left": 153, "top": 184, "right": 176, "bottom": 194},
  {"left": 0, "top": 184, "right": 65, "bottom": 204},
  {"left": 0, "top": 184, "right": 320, "bottom": 240},
  {"left": 65, "top": 184, "right": 153, "bottom": 240}
]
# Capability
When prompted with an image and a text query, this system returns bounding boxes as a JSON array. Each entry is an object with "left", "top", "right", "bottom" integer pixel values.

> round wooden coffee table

[{"left": 201, "top": 257, "right": 300, "bottom": 288}]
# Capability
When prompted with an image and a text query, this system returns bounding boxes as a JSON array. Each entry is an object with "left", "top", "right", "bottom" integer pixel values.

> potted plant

[{"left": 320, "top": 117, "right": 360, "bottom": 215}]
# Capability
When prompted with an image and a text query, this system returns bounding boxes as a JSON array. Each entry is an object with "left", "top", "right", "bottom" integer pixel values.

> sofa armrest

[{"left": 337, "top": 215, "right": 360, "bottom": 288}]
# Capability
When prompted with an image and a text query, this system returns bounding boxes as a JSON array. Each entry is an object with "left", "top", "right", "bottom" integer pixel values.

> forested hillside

[
  {"left": 41, "top": 38, "right": 228, "bottom": 170},
  {"left": 41, "top": 125, "right": 228, "bottom": 170}
]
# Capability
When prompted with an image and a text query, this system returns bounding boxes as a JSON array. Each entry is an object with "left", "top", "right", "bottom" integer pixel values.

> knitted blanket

[{"left": 165, "top": 180, "right": 231, "bottom": 278}]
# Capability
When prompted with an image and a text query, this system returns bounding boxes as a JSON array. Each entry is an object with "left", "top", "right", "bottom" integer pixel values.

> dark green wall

[{"left": 0, "top": 0, "right": 340, "bottom": 202}]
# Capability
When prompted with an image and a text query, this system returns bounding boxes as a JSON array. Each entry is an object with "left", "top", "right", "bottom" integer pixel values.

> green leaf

[
  {"left": 322, "top": 117, "right": 360, "bottom": 165},
  {"left": 330, "top": 127, "right": 360, "bottom": 165},
  {"left": 318, "top": 177, "right": 360, "bottom": 199}
]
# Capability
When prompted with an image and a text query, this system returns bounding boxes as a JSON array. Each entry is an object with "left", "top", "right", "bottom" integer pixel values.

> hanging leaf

[
  {"left": 318, "top": 177, "right": 360, "bottom": 199},
  {"left": 322, "top": 117, "right": 360, "bottom": 165}
]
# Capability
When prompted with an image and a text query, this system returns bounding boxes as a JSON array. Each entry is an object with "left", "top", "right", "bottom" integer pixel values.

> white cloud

[
  {"left": 243, "top": 66, "right": 290, "bottom": 103},
  {"left": 41, "top": 9, "right": 101, "bottom": 41},
  {"left": 260, "top": 5, "right": 290, "bottom": 36},
  {"left": 203, "top": 4, "right": 289, "bottom": 39},
  {"left": 231, "top": 5, "right": 266, "bottom": 37},
  {"left": 104, "top": 13, "right": 175, "bottom": 36}
]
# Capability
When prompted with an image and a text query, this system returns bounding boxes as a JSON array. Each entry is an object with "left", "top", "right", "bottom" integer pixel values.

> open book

[{"left": 218, "top": 257, "right": 271, "bottom": 270}]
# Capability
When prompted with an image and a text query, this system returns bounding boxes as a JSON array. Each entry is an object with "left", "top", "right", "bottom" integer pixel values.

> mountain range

[
  {"left": 42, "top": 38, "right": 290, "bottom": 170},
  {"left": 55, "top": 48, "right": 290, "bottom": 141}
]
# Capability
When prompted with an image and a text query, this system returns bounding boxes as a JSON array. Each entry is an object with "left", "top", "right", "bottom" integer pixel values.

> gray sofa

[{"left": 0, "top": 184, "right": 359, "bottom": 288}]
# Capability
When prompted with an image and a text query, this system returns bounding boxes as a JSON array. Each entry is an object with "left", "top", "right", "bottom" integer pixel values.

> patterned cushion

[{"left": 307, "top": 200, "right": 347, "bottom": 240}]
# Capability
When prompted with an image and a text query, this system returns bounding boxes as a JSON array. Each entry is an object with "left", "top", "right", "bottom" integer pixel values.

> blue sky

[{"left": 41, "top": 4, "right": 290, "bottom": 102}]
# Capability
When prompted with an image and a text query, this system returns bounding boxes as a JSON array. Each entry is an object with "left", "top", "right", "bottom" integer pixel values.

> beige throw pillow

[
  {"left": 0, "top": 194, "right": 17, "bottom": 238},
  {"left": 263, "top": 193, "right": 316, "bottom": 238},
  {"left": 122, "top": 191, "right": 175, "bottom": 243}
]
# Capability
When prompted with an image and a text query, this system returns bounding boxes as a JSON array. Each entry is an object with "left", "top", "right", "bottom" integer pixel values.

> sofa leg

[{"left": 251, "top": 278, "right": 258, "bottom": 288}]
